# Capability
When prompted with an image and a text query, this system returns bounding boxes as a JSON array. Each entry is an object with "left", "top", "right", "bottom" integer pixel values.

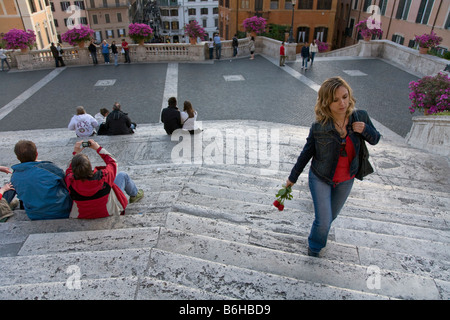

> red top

[
  {"left": 280, "top": 45, "right": 285, "bottom": 55},
  {"left": 333, "top": 135, "right": 356, "bottom": 183}
]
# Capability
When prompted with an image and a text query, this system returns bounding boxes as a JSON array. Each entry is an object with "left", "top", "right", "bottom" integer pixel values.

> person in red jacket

[
  {"left": 65, "top": 139, "right": 144, "bottom": 219},
  {"left": 279, "top": 41, "right": 286, "bottom": 67}
]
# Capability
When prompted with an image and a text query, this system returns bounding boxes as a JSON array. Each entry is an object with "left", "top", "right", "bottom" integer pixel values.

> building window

[
  {"left": 171, "top": 9, "right": 178, "bottom": 16},
  {"left": 352, "top": 0, "right": 358, "bottom": 10},
  {"left": 54, "top": 19, "right": 59, "bottom": 27},
  {"left": 118, "top": 28, "right": 126, "bottom": 38},
  {"left": 60, "top": 1, "right": 70, "bottom": 11},
  {"left": 74, "top": 0, "right": 84, "bottom": 9},
  {"left": 79, "top": 17, "right": 88, "bottom": 25},
  {"left": 213, "top": 7, "right": 218, "bottom": 14},
  {"left": 203, "top": 19, "right": 207, "bottom": 28},
  {"left": 95, "top": 31, "right": 102, "bottom": 42},
  {"left": 314, "top": 27, "right": 328, "bottom": 42},
  {"left": 105, "top": 13, "right": 110, "bottom": 23},
  {"left": 117, "top": 13, "right": 122, "bottom": 22},
  {"left": 103, "top": 0, "right": 108, "bottom": 8},
  {"left": 201, "top": 8, "right": 208, "bottom": 15},
  {"left": 392, "top": 34, "right": 404, "bottom": 45},
  {"left": 379, "top": 0, "right": 388, "bottom": 15},
  {"left": 171, "top": 21, "right": 179, "bottom": 30},
  {"left": 92, "top": 14, "right": 98, "bottom": 24},
  {"left": 188, "top": 8, "right": 196, "bottom": 15},
  {"left": 90, "top": 0, "right": 95, "bottom": 8},
  {"left": 28, "top": 0, "right": 37, "bottom": 12},
  {"left": 298, "top": 0, "right": 313, "bottom": 10},
  {"left": 416, "top": 0, "right": 434, "bottom": 24},
  {"left": 395, "top": 0, "right": 411, "bottom": 20},
  {"left": 50, "top": 1, "right": 55, "bottom": 11},
  {"left": 106, "top": 29, "right": 114, "bottom": 39},
  {"left": 240, "top": 0, "right": 249, "bottom": 9},
  {"left": 255, "top": 0, "right": 263, "bottom": 11},
  {"left": 362, "top": 0, "right": 371, "bottom": 11},
  {"left": 317, "top": 0, "right": 332, "bottom": 10},
  {"left": 270, "top": 0, "right": 278, "bottom": 10},
  {"left": 445, "top": 12, "right": 450, "bottom": 29},
  {"left": 297, "top": 27, "right": 310, "bottom": 43}
]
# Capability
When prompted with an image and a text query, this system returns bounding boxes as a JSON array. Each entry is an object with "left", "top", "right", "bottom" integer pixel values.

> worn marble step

[
  {"left": 175, "top": 184, "right": 449, "bottom": 243},
  {"left": 151, "top": 233, "right": 442, "bottom": 300},
  {"left": 0, "top": 276, "right": 233, "bottom": 300},
  {"left": 164, "top": 212, "right": 450, "bottom": 283}
]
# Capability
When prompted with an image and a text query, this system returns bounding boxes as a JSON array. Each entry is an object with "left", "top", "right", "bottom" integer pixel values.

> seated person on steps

[
  {"left": 11, "top": 140, "right": 72, "bottom": 220},
  {"left": 65, "top": 139, "right": 144, "bottom": 219}
]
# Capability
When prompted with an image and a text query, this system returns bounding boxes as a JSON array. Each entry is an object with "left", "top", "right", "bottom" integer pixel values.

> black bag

[
  {"left": 355, "top": 137, "right": 373, "bottom": 180},
  {"left": 353, "top": 111, "right": 374, "bottom": 181}
]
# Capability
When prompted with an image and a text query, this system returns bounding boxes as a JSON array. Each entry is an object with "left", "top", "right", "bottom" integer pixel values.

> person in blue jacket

[{"left": 11, "top": 140, "right": 72, "bottom": 220}]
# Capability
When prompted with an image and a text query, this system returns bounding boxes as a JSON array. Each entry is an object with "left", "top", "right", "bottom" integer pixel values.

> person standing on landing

[{"left": 284, "top": 77, "right": 381, "bottom": 257}]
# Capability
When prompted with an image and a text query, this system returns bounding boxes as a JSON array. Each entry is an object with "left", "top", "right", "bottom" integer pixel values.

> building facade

[
  {"left": 218, "top": 0, "right": 338, "bottom": 48},
  {"left": 0, "top": 0, "right": 59, "bottom": 49},
  {"left": 50, "top": 0, "right": 89, "bottom": 43},
  {"left": 345, "top": 0, "right": 450, "bottom": 51},
  {"left": 85, "top": 0, "right": 132, "bottom": 43},
  {"left": 157, "top": 0, "right": 219, "bottom": 43}
]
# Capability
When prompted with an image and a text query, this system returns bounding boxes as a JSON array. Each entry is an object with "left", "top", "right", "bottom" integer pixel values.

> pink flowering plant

[
  {"left": 355, "top": 19, "right": 382, "bottom": 39},
  {"left": 128, "top": 23, "right": 153, "bottom": 43},
  {"left": 316, "top": 40, "right": 329, "bottom": 52},
  {"left": 2, "top": 29, "right": 36, "bottom": 50},
  {"left": 408, "top": 73, "right": 450, "bottom": 115},
  {"left": 61, "top": 25, "right": 94, "bottom": 45},
  {"left": 184, "top": 20, "right": 207, "bottom": 40},
  {"left": 414, "top": 31, "right": 442, "bottom": 49},
  {"left": 243, "top": 16, "right": 267, "bottom": 34}
]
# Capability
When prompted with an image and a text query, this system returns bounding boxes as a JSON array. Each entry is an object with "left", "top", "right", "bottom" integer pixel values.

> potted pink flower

[
  {"left": 243, "top": 16, "right": 267, "bottom": 36},
  {"left": 2, "top": 29, "right": 36, "bottom": 52},
  {"left": 355, "top": 19, "right": 382, "bottom": 41},
  {"left": 414, "top": 31, "right": 442, "bottom": 54},
  {"left": 184, "top": 20, "right": 207, "bottom": 44},
  {"left": 128, "top": 23, "right": 153, "bottom": 45},
  {"left": 408, "top": 73, "right": 450, "bottom": 115},
  {"left": 61, "top": 25, "right": 94, "bottom": 47}
]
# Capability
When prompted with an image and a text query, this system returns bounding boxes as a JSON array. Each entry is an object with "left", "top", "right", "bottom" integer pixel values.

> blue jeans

[
  {"left": 114, "top": 172, "right": 138, "bottom": 197},
  {"left": 302, "top": 56, "right": 308, "bottom": 68},
  {"left": 103, "top": 53, "right": 110, "bottom": 63},
  {"left": 308, "top": 169, "right": 354, "bottom": 253},
  {"left": 215, "top": 43, "right": 221, "bottom": 59}
]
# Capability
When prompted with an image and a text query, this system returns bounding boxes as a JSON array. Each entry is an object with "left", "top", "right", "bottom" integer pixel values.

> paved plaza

[{"left": 0, "top": 54, "right": 419, "bottom": 138}]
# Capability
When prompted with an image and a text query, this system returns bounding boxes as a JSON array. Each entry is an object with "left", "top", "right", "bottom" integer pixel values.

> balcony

[{"left": 86, "top": 1, "right": 129, "bottom": 10}]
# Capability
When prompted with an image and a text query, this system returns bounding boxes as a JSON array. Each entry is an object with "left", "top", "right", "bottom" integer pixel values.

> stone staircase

[{"left": 0, "top": 120, "right": 448, "bottom": 300}]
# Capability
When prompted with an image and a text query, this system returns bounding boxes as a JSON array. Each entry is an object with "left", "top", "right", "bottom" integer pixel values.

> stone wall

[
  {"left": 320, "top": 40, "right": 448, "bottom": 77},
  {"left": 405, "top": 116, "right": 450, "bottom": 157}
]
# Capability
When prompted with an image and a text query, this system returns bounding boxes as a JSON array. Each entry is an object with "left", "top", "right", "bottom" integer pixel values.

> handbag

[{"left": 353, "top": 111, "right": 374, "bottom": 181}]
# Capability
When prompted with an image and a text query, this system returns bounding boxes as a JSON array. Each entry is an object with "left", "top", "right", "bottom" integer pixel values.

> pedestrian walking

[
  {"left": 283, "top": 77, "right": 381, "bottom": 257},
  {"left": 279, "top": 41, "right": 286, "bottom": 66},
  {"left": 0, "top": 47, "right": 11, "bottom": 71}
]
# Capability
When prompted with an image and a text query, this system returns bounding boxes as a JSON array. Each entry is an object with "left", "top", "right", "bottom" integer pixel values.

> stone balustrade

[{"left": 3, "top": 36, "right": 298, "bottom": 71}]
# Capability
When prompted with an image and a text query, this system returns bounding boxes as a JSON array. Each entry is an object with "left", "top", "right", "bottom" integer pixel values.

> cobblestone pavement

[{"left": 0, "top": 55, "right": 419, "bottom": 137}]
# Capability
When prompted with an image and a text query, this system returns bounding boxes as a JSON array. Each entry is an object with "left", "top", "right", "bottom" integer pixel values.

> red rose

[
  {"left": 278, "top": 204, "right": 284, "bottom": 211},
  {"left": 273, "top": 200, "right": 280, "bottom": 208}
]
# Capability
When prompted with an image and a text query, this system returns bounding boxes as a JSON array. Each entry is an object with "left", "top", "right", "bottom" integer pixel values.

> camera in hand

[{"left": 82, "top": 141, "right": 91, "bottom": 147}]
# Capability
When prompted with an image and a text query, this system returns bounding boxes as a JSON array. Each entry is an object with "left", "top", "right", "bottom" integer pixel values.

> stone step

[
  {"left": 164, "top": 211, "right": 450, "bottom": 283},
  {"left": 4, "top": 221, "right": 445, "bottom": 299},
  {"left": 176, "top": 181, "right": 449, "bottom": 241},
  {"left": 152, "top": 230, "right": 441, "bottom": 299},
  {"left": 0, "top": 276, "right": 233, "bottom": 300}
]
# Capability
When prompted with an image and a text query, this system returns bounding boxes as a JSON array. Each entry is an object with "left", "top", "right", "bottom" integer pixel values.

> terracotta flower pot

[
  {"left": 189, "top": 37, "right": 197, "bottom": 45},
  {"left": 77, "top": 41, "right": 85, "bottom": 48},
  {"left": 363, "top": 36, "right": 371, "bottom": 41},
  {"left": 419, "top": 47, "right": 429, "bottom": 54}
]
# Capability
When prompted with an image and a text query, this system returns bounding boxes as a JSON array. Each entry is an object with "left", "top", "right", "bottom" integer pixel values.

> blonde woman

[{"left": 285, "top": 77, "right": 380, "bottom": 257}]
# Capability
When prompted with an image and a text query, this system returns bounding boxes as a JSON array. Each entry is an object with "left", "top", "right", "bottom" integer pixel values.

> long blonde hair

[{"left": 314, "top": 77, "right": 356, "bottom": 125}]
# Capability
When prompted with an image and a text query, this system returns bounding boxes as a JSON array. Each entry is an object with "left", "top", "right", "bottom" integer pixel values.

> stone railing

[
  {"left": 319, "top": 39, "right": 449, "bottom": 77},
  {"left": 4, "top": 36, "right": 297, "bottom": 71}
]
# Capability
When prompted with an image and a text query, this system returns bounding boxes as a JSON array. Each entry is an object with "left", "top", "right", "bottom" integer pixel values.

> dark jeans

[
  {"left": 124, "top": 50, "right": 131, "bottom": 63},
  {"left": 1, "top": 58, "right": 10, "bottom": 71},
  {"left": 91, "top": 52, "right": 98, "bottom": 64}
]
